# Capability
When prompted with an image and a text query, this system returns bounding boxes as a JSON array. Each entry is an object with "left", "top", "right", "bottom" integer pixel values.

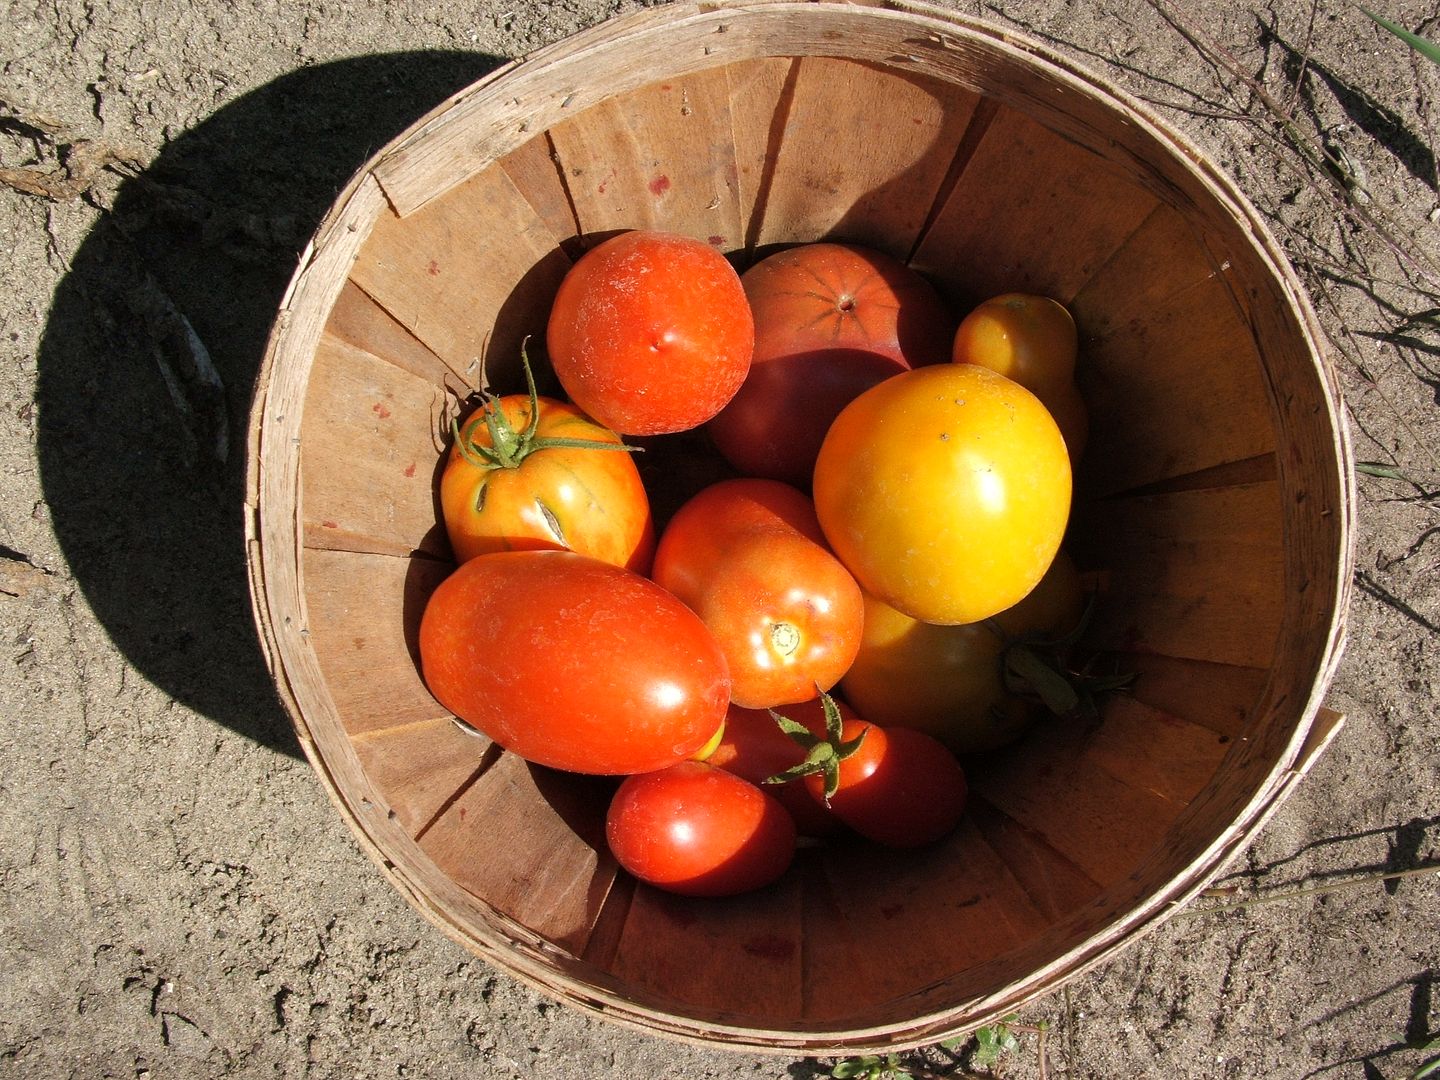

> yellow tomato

[
  {"left": 839, "top": 591, "right": 1032, "bottom": 753},
  {"left": 952, "top": 293, "right": 1088, "bottom": 462},
  {"left": 812, "top": 364, "right": 1072, "bottom": 625}
]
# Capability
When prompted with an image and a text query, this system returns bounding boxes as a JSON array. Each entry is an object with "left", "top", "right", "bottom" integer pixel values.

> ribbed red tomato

[
  {"left": 418, "top": 550, "right": 729, "bottom": 774},
  {"left": 708, "top": 242, "right": 954, "bottom": 483}
]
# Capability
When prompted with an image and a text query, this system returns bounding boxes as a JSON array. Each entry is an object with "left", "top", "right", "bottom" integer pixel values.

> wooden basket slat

[
  {"left": 913, "top": 104, "right": 1158, "bottom": 309},
  {"left": 746, "top": 56, "right": 981, "bottom": 255},
  {"left": 801, "top": 818, "right": 1051, "bottom": 1023},
  {"left": 725, "top": 55, "right": 797, "bottom": 248},
  {"left": 545, "top": 65, "right": 746, "bottom": 248},
  {"left": 605, "top": 873, "right": 806, "bottom": 1023},
  {"left": 300, "top": 334, "right": 450, "bottom": 559},
  {"left": 1113, "top": 652, "right": 1269, "bottom": 740},
  {"left": 965, "top": 719, "right": 1184, "bottom": 887},
  {"left": 327, "top": 279, "right": 472, "bottom": 390},
  {"left": 1080, "top": 695, "right": 1234, "bottom": 807},
  {"left": 417, "top": 752, "right": 620, "bottom": 956},
  {"left": 351, "top": 717, "right": 494, "bottom": 836},
  {"left": 966, "top": 797, "right": 1104, "bottom": 924},
  {"left": 300, "top": 547, "right": 452, "bottom": 737},
  {"left": 351, "top": 163, "right": 571, "bottom": 388},
  {"left": 497, "top": 137, "right": 585, "bottom": 261}
]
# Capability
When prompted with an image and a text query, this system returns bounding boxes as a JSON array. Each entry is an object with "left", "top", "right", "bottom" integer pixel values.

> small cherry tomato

[
  {"left": 606, "top": 761, "right": 797, "bottom": 897},
  {"left": 952, "top": 292, "right": 1088, "bottom": 462},
  {"left": 439, "top": 358, "right": 654, "bottom": 572},
  {"left": 651, "top": 478, "right": 863, "bottom": 709},
  {"left": 419, "top": 550, "right": 729, "bottom": 774},
  {"left": 771, "top": 693, "right": 967, "bottom": 848},
  {"left": 546, "top": 230, "right": 754, "bottom": 436},
  {"left": 709, "top": 701, "right": 845, "bottom": 837},
  {"left": 708, "top": 242, "right": 954, "bottom": 483},
  {"left": 813, "top": 364, "right": 1072, "bottom": 625}
]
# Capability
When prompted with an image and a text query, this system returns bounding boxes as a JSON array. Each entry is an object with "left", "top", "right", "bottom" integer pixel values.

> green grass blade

[{"left": 1358, "top": 5, "right": 1440, "bottom": 65}]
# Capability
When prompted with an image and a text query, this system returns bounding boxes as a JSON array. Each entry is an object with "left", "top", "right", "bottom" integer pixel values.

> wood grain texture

[{"left": 351, "top": 717, "right": 495, "bottom": 836}]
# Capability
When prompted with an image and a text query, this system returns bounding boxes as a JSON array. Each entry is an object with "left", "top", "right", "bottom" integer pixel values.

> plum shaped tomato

[
  {"left": 545, "top": 230, "right": 754, "bottom": 436},
  {"left": 606, "top": 761, "right": 796, "bottom": 897},
  {"left": 952, "top": 292, "right": 1089, "bottom": 464},
  {"left": 770, "top": 692, "right": 967, "bottom": 848},
  {"left": 651, "top": 478, "right": 863, "bottom": 710},
  {"left": 418, "top": 550, "right": 729, "bottom": 774},
  {"left": 439, "top": 356, "right": 655, "bottom": 572},
  {"left": 813, "top": 364, "right": 1072, "bottom": 625},
  {"left": 708, "top": 242, "right": 954, "bottom": 484}
]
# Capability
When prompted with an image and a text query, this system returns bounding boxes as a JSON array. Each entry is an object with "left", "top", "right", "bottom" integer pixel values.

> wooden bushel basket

[{"left": 244, "top": 0, "right": 1354, "bottom": 1054}]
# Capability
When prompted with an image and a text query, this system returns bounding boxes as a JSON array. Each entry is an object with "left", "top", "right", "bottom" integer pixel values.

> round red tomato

[
  {"left": 708, "top": 242, "right": 954, "bottom": 483},
  {"left": 651, "top": 478, "right": 863, "bottom": 709},
  {"left": 771, "top": 694, "right": 967, "bottom": 848},
  {"left": 418, "top": 550, "right": 729, "bottom": 774},
  {"left": 606, "top": 761, "right": 796, "bottom": 897},
  {"left": 546, "top": 230, "right": 754, "bottom": 436},
  {"left": 708, "top": 701, "right": 843, "bottom": 837},
  {"left": 813, "top": 364, "right": 1072, "bottom": 625},
  {"left": 440, "top": 386, "right": 654, "bottom": 573}
]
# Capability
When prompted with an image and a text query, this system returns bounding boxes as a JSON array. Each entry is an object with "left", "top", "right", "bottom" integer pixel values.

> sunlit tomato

[
  {"left": 546, "top": 230, "right": 754, "bottom": 436},
  {"left": 839, "top": 591, "right": 1028, "bottom": 754},
  {"left": 708, "top": 701, "right": 845, "bottom": 836},
  {"left": 952, "top": 293, "right": 1088, "bottom": 461},
  {"left": 772, "top": 695, "right": 967, "bottom": 848},
  {"left": 708, "top": 243, "right": 954, "bottom": 484},
  {"left": 812, "top": 364, "right": 1072, "bottom": 625},
  {"left": 651, "top": 478, "right": 863, "bottom": 709},
  {"left": 418, "top": 550, "right": 729, "bottom": 774},
  {"left": 606, "top": 761, "right": 796, "bottom": 897},
  {"left": 439, "top": 389, "right": 653, "bottom": 572}
]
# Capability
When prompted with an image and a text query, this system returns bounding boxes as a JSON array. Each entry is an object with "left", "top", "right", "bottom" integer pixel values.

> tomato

[
  {"left": 651, "top": 478, "right": 863, "bottom": 709},
  {"left": 546, "top": 230, "right": 754, "bottom": 436},
  {"left": 439, "top": 365, "right": 654, "bottom": 572},
  {"left": 812, "top": 364, "right": 1072, "bottom": 625},
  {"left": 418, "top": 550, "right": 729, "bottom": 774},
  {"left": 991, "top": 547, "right": 1085, "bottom": 642},
  {"left": 770, "top": 694, "right": 967, "bottom": 848},
  {"left": 708, "top": 243, "right": 953, "bottom": 483},
  {"left": 952, "top": 293, "right": 1089, "bottom": 462},
  {"left": 606, "top": 761, "right": 796, "bottom": 897},
  {"left": 708, "top": 701, "right": 845, "bottom": 836},
  {"left": 839, "top": 590, "right": 1030, "bottom": 754}
]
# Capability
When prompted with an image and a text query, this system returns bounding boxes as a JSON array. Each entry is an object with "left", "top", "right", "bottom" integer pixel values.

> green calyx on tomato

[
  {"left": 451, "top": 345, "right": 640, "bottom": 480},
  {"left": 994, "top": 597, "right": 1135, "bottom": 721},
  {"left": 765, "top": 690, "right": 867, "bottom": 803}
]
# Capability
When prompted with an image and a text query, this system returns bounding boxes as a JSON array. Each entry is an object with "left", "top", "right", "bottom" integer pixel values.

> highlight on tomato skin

[{"left": 605, "top": 761, "right": 798, "bottom": 897}]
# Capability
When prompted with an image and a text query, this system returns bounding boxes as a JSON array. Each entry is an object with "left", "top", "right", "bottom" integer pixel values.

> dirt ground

[{"left": 2, "top": 0, "right": 1438, "bottom": 1077}]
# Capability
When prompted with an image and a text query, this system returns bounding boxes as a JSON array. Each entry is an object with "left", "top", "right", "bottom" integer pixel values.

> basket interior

[{"left": 255, "top": 3, "right": 1349, "bottom": 1052}]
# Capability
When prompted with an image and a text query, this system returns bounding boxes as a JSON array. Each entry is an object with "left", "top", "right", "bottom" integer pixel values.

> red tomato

[
  {"left": 606, "top": 761, "right": 796, "bottom": 897},
  {"left": 772, "top": 694, "right": 967, "bottom": 848},
  {"left": 546, "top": 230, "right": 754, "bottom": 436},
  {"left": 651, "top": 478, "right": 863, "bottom": 709},
  {"left": 439, "top": 378, "right": 653, "bottom": 572},
  {"left": 708, "top": 242, "right": 954, "bottom": 483},
  {"left": 418, "top": 550, "right": 729, "bottom": 774},
  {"left": 709, "top": 701, "right": 844, "bottom": 837}
]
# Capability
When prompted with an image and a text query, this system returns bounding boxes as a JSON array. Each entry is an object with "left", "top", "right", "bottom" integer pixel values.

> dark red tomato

[
  {"left": 778, "top": 695, "right": 967, "bottom": 848},
  {"left": 651, "top": 478, "right": 863, "bottom": 709},
  {"left": 709, "top": 702, "right": 844, "bottom": 837},
  {"left": 546, "top": 230, "right": 754, "bottom": 436},
  {"left": 707, "top": 242, "right": 954, "bottom": 483},
  {"left": 418, "top": 550, "right": 729, "bottom": 774},
  {"left": 606, "top": 761, "right": 797, "bottom": 897}
]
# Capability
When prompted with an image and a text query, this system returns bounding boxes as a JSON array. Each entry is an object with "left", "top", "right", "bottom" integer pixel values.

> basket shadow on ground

[{"left": 35, "top": 51, "right": 506, "bottom": 757}]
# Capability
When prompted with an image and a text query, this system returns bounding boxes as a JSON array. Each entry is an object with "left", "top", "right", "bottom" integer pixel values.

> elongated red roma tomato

[
  {"left": 418, "top": 550, "right": 730, "bottom": 774},
  {"left": 546, "top": 230, "right": 754, "bottom": 436}
]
